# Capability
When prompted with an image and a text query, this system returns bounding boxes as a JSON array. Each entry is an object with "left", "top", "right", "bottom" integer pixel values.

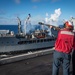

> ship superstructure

[
  {"left": 70, "top": 17, "right": 75, "bottom": 30},
  {"left": 0, "top": 14, "right": 56, "bottom": 54}
]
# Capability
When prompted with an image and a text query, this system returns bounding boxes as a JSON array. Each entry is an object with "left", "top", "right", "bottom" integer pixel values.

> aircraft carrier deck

[{"left": 0, "top": 48, "right": 72, "bottom": 75}]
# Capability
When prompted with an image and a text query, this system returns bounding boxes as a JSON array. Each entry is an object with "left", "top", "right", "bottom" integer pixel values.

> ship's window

[
  {"left": 51, "top": 39, "right": 53, "bottom": 41},
  {"left": 25, "top": 41, "right": 28, "bottom": 44},
  {"left": 18, "top": 41, "right": 23, "bottom": 44},
  {"left": 18, "top": 42, "right": 20, "bottom": 44},
  {"left": 29, "top": 41, "right": 33, "bottom": 43},
  {"left": 47, "top": 39, "right": 50, "bottom": 41},
  {"left": 7, "top": 42, "right": 9, "bottom": 43},
  {"left": 47, "top": 39, "right": 53, "bottom": 41},
  {"left": 37, "top": 40, "right": 40, "bottom": 43},
  {"left": 47, "top": 39, "right": 49, "bottom": 41},
  {"left": 18, "top": 41, "right": 28, "bottom": 44},
  {"left": 33, "top": 40, "right": 36, "bottom": 43},
  {"left": 44, "top": 39, "right": 47, "bottom": 42},
  {"left": 1, "top": 42, "right": 3, "bottom": 44},
  {"left": 48, "top": 39, "right": 50, "bottom": 41},
  {"left": 23, "top": 41, "right": 27, "bottom": 44},
  {"left": 18, "top": 38, "right": 52, "bottom": 44},
  {"left": 41, "top": 39, "right": 43, "bottom": 42}
]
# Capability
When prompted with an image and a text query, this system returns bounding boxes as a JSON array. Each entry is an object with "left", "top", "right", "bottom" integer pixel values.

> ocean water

[{"left": 0, "top": 25, "right": 18, "bottom": 33}]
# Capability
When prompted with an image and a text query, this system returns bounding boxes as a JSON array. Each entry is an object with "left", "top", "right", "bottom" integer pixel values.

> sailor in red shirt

[
  {"left": 52, "top": 21, "right": 74, "bottom": 75},
  {"left": 72, "top": 31, "right": 75, "bottom": 75}
]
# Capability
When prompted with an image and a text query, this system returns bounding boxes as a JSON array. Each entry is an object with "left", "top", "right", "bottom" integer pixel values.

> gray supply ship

[{"left": 0, "top": 14, "right": 57, "bottom": 54}]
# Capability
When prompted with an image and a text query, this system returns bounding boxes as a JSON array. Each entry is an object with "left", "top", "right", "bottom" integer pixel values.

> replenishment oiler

[{"left": 0, "top": 14, "right": 58, "bottom": 54}]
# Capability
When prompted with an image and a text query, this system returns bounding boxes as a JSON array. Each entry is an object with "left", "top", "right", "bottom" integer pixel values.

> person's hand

[
  {"left": 50, "top": 26, "right": 53, "bottom": 29},
  {"left": 38, "top": 22, "right": 44, "bottom": 25}
]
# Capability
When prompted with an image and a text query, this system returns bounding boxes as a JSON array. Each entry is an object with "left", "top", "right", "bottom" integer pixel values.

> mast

[
  {"left": 17, "top": 17, "right": 21, "bottom": 34},
  {"left": 24, "top": 14, "right": 31, "bottom": 35}
]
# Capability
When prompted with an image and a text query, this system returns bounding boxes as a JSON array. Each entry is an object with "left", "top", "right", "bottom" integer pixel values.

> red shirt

[
  {"left": 73, "top": 32, "right": 75, "bottom": 50},
  {"left": 55, "top": 28, "right": 74, "bottom": 54}
]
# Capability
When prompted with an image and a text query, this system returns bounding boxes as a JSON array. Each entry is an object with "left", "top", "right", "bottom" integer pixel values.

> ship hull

[{"left": 0, "top": 36, "right": 55, "bottom": 53}]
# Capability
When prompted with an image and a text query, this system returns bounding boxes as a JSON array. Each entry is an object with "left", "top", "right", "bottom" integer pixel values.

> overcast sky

[{"left": 0, "top": 0, "right": 75, "bottom": 25}]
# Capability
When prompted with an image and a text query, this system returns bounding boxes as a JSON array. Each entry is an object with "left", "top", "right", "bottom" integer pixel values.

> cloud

[
  {"left": 45, "top": 13, "right": 49, "bottom": 23},
  {"left": 24, "top": 8, "right": 61, "bottom": 26},
  {"left": 45, "top": 8, "right": 61, "bottom": 26},
  {"left": 0, "top": 16, "right": 18, "bottom": 25},
  {"left": 0, "top": 8, "right": 62, "bottom": 25},
  {"left": 50, "top": 8, "right": 61, "bottom": 21}
]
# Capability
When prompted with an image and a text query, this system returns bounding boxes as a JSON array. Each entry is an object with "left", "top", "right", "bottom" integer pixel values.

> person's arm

[{"left": 38, "top": 22, "right": 61, "bottom": 31}]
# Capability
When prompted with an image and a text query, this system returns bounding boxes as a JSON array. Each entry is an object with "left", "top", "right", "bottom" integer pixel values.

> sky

[{"left": 0, "top": 0, "right": 75, "bottom": 26}]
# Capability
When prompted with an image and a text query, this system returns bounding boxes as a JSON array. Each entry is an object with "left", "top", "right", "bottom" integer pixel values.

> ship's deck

[{"left": 0, "top": 51, "right": 72, "bottom": 75}]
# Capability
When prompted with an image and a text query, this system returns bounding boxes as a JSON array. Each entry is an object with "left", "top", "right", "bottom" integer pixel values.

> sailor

[
  {"left": 52, "top": 21, "right": 74, "bottom": 75},
  {"left": 72, "top": 30, "right": 75, "bottom": 75}
]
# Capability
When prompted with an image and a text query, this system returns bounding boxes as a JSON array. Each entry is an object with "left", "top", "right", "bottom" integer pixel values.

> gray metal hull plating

[{"left": 0, "top": 36, "right": 55, "bottom": 53}]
